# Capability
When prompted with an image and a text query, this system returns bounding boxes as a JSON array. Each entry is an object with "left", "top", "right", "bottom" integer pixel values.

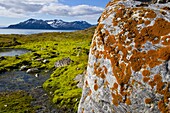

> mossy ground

[
  {"left": 0, "top": 90, "right": 37, "bottom": 113},
  {"left": 0, "top": 27, "right": 95, "bottom": 112}
]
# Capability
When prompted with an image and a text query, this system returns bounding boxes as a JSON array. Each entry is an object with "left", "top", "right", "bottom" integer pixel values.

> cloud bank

[{"left": 0, "top": 0, "right": 104, "bottom": 22}]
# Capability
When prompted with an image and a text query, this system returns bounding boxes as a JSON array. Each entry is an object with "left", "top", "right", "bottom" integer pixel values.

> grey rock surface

[
  {"left": 54, "top": 57, "right": 72, "bottom": 68},
  {"left": 78, "top": 0, "right": 170, "bottom": 113}
]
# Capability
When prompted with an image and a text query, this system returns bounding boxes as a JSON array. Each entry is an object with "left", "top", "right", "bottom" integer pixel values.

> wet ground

[
  {"left": 0, "top": 48, "right": 30, "bottom": 57},
  {"left": 0, "top": 71, "right": 58, "bottom": 113}
]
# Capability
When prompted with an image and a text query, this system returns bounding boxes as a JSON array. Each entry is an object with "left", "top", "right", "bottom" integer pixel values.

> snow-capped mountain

[
  {"left": 7, "top": 19, "right": 93, "bottom": 30},
  {"left": 8, "top": 19, "right": 53, "bottom": 29}
]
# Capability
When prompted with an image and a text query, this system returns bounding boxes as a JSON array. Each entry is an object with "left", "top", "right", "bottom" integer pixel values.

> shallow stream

[
  {"left": 0, "top": 48, "right": 30, "bottom": 57},
  {"left": 0, "top": 70, "right": 58, "bottom": 112}
]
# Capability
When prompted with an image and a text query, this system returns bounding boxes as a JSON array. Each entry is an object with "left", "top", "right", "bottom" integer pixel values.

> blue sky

[{"left": 0, "top": 0, "right": 110, "bottom": 26}]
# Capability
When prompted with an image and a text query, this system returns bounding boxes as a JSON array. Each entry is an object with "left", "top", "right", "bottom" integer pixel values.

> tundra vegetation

[{"left": 0, "top": 26, "right": 95, "bottom": 112}]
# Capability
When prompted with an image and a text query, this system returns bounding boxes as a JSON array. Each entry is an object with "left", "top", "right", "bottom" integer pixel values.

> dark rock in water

[
  {"left": 35, "top": 73, "right": 39, "bottom": 78},
  {"left": 26, "top": 68, "right": 39, "bottom": 73},
  {"left": 0, "top": 68, "right": 7, "bottom": 74},
  {"left": 0, "top": 56, "right": 5, "bottom": 60},
  {"left": 78, "top": 0, "right": 170, "bottom": 113},
  {"left": 54, "top": 57, "right": 72, "bottom": 68},
  {"left": 33, "top": 53, "right": 41, "bottom": 57}
]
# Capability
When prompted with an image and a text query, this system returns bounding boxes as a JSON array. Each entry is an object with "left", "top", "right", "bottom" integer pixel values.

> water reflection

[
  {"left": 0, "top": 71, "right": 50, "bottom": 92},
  {"left": 0, "top": 48, "right": 30, "bottom": 56}
]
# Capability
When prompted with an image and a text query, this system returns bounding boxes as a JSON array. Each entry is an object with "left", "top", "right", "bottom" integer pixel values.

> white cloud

[
  {"left": 0, "top": 0, "right": 104, "bottom": 23},
  {"left": 41, "top": 4, "right": 103, "bottom": 16},
  {"left": 22, "top": 0, "right": 56, "bottom": 5},
  {"left": 41, "top": 3, "right": 70, "bottom": 16},
  {"left": 0, "top": 6, "right": 26, "bottom": 18}
]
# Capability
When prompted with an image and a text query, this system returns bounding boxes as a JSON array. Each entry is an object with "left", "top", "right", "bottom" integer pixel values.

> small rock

[
  {"left": 76, "top": 68, "right": 80, "bottom": 70},
  {"left": 4, "top": 105, "right": 7, "bottom": 107},
  {"left": 43, "top": 59, "right": 49, "bottom": 63},
  {"left": 49, "top": 92, "right": 53, "bottom": 95},
  {"left": 36, "top": 86, "right": 42, "bottom": 88},
  {"left": 36, "top": 58, "right": 43, "bottom": 61},
  {"left": 20, "top": 65, "right": 28, "bottom": 71},
  {"left": 54, "top": 57, "right": 72, "bottom": 68},
  {"left": 44, "top": 93, "right": 47, "bottom": 96},
  {"left": 44, "top": 70, "right": 49, "bottom": 73},
  {"left": 35, "top": 73, "right": 39, "bottom": 77},
  {"left": 26, "top": 68, "right": 39, "bottom": 73}
]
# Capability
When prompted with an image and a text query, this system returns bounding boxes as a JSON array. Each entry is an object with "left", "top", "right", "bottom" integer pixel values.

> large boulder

[{"left": 78, "top": 0, "right": 170, "bottom": 113}]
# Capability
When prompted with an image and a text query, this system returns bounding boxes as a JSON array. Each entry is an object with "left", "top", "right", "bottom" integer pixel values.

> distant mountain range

[{"left": 7, "top": 19, "right": 94, "bottom": 30}]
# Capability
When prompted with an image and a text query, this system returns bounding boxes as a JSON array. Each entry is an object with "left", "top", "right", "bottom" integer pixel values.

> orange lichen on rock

[
  {"left": 94, "top": 79, "right": 97, "bottom": 84},
  {"left": 148, "top": 18, "right": 170, "bottom": 36},
  {"left": 111, "top": 83, "right": 119, "bottom": 91},
  {"left": 144, "top": 20, "right": 151, "bottom": 25},
  {"left": 113, "top": 83, "right": 118, "bottom": 89},
  {"left": 112, "top": 99, "right": 119, "bottom": 106},
  {"left": 103, "top": 66, "right": 108, "bottom": 74},
  {"left": 94, "top": 64, "right": 106, "bottom": 79},
  {"left": 130, "top": 51, "right": 146, "bottom": 71},
  {"left": 88, "top": 89, "right": 92, "bottom": 96},
  {"left": 161, "top": 35, "right": 170, "bottom": 45},
  {"left": 107, "top": 6, "right": 170, "bottom": 109},
  {"left": 78, "top": 1, "right": 170, "bottom": 112},
  {"left": 112, "top": 92, "right": 123, "bottom": 106},
  {"left": 94, "top": 84, "right": 98, "bottom": 91},
  {"left": 153, "top": 74, "right": 162, "bottom": 82},
  {"left": 82, "top": 108, "right": 84, "bottom": 113},
  {"left": 92, "top": 109, "right": 94, "bottom": 113},
  {"left": 144, "top": 10, "right": 157, "bottom": 18},
  {"left": 160, "top": 11, "right": 167, "bottom": 15},
  {"left": 156, "top": 81, "right": 165, "bottom": 93},
  {"left": 134, "top": 18, "right": 170, "bottom": 48},
  {"left": 125, "top": 98, "right": 131, "bottom": 105},
  {"left": 145, "top": 98, "right": 152, "bottom": 104},
  {"left": 85, "top": 80, "right": 89, "bottom": 87},
  {"left": 148, "top": 80, "right": 156, "bottom": 89},
  {"left": 160, "top": 85, "right": 170, "bottom": 103},
  {"left": 104, "top": 81, "right": 109, "bottom": 88},
  {"left": 142, "top": 70, "right": 150, "bottom": 76},
  {"left": 143, "top": 77, "right": 150, "bottom": 83},
  {"left": 106, "top": 35, "right": 116, "bottom": 46},
  {"left": 148, "top": 73, "right": 170, "bottom": 112},
  {"left": 146, "top": 50, "right": 162, "bottom": 68},
  {"left": 96, "top": 24, "right": 104, "bottom": 33},
  {"left": 158, "top": 47, "right": 170, "bottom": 60},
  {"left": 158, "top": 100, "right": 169, "bottom": 113},
  {"left": 162, "top": 6, "right": 170, "bottom": 11}
]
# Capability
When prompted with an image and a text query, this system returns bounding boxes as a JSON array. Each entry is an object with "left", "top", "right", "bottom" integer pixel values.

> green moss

[
  {"left": 0, "top": 90, "right": 37, "bottom": 113},
  {"left": 43, "top": 62, "right": 87, "bottom": 112}
]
